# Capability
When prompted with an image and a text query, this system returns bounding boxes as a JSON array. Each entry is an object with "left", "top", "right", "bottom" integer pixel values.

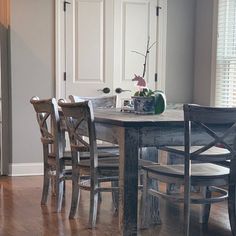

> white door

[
  {"left": 56, "top": 0, "right": 167, "bottom": 103},
  {"left": 113, "top": 0, "right": 159, "bottom": 103}
]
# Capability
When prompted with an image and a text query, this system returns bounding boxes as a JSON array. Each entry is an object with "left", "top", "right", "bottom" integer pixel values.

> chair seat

[
  {"left": 80, "top": 150, "right": 119, "bottom": 159},
  {"left": 49, "top": 149, "right": 118, "bottom": 161},
  {"left": 138, "top": 159, "right": 158, "bottom": 168},
  {"left": 97, "top": 145, "right": 119, "bottom": 155},
  {"left": 97, "top": 143, "right": 119, "bottom": 149},
  {"left": 143, "top": 163, "right": 229, "bottom": 179},
  {"left": 160, "top": 145, "right": 231, "bottom": 161},
  {"left": 79, "top": 156, "right": 119, "bottom": 169},
  {"left": 78, "top": 157, "right": 119, "bottom": 179}
]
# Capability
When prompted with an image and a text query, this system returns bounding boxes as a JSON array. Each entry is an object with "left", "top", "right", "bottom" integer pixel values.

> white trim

[
  {"left": 55, "top": 0, "right": 64, "bottom": 99},
  {"left": 156, "top": 0, "right": 167, "bottom": 92},
  {"left": 210, "top": 0, "right": 219, "bottom": 106},
  {"left": 8, "top": 162, "right": 43, "bottom": 176}
]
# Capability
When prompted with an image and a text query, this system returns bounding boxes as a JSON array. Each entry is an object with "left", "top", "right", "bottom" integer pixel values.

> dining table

[
  {"left": 59, "top": 104, "right": 235, "bottom": 236},
  {"left": 93, "top": 108, "right": 187, "bottom": 236}
]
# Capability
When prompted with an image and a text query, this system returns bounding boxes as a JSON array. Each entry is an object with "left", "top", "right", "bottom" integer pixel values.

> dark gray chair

[
  {"left": 68, "top": 95, "right": 119, "bottom": 154},
  {"left": 30, "top": 96, "right": 72, "bottom": 212},
  {"left": 59, "top": 99, "right": 119, "bottom": 228},
  {"left": 140, "top": 104, "right": 236, "bottom": 236}
]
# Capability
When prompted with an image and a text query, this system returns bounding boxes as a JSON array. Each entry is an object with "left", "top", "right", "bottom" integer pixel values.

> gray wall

[
  {"left": 193, "top": 0, "right": 215, "bottom": 106},
  {"left": 165, "top": 0, "right": 196, "bottom": 103},
  {"left": 11, "top": 0, "right": 55, "bottom": 164},
  {"left": 8, "top": 0, "right": 215, "bottom": 167}
]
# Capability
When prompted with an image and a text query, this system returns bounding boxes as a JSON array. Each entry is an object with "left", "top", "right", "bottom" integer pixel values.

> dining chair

[
  {"left": 69, "top": 94, "right": 158, "bottom": 166},
  {"left": 30, "top": 96, "right": 72, "bottom": 212},
  {"left": 140, "top": 104, "right": 236, "bottom": 236},
  {"left": 58, "top": 99, "right": 119, "bottom": 228},
  {"left": 68, "top": 95, "right": 119, "bottom": 153}
]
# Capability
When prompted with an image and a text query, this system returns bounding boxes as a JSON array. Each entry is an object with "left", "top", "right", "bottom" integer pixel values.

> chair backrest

[
  {"left": 69, "top": 95, "right": 117, "bottom": 109},
  {"left": 58, "top": 99, "right": 98, "bottom": 170},
  {"left": 184, "top": 104, "right": 236, "bottom": 161},
  {"left": 30, "top": 96, "right": 63, "bottom": 160}
]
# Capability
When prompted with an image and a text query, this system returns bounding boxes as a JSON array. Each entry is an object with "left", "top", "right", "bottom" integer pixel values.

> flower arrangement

[
  {"left": 132, "top": 36, "right": 156, "bottom": 97},
  {"left": 131, "top": 37, "right": 166, "bottom": 114}
]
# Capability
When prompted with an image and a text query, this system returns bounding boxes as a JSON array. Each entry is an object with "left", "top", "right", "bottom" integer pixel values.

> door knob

[
  {"left": 97, "top": 87, "right": 110, "bottom": 94},
  {"left": 115, "top": 88, "right": 131, "bottom": 94}
]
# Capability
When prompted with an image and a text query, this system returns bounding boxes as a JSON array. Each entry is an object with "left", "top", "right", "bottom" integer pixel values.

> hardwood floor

[{"left": 0, "top": 176, "right": 232, "bottom": 236}]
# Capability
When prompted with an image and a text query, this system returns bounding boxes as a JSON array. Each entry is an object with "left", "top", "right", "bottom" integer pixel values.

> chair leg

[
  {"left": 149, "top": 180, "right": 161, "bottom": 225},
  {"left": 63, "top": 180, "right": 66, "bottom": 199},
  {"left": 184, "top": 173, "right": 191, "bottom": 236},
  {"left": 111, "top": 181, "right": 119, "bottom": 211},
  {"left": 166, "top": 152, "right": 181, "bottom": 195},
  {"left": 55, "top": 178, "right": 64, "bottom": 212},
  {"left": 41, "top": 167, "right": 50, "bottom": 205},
  {"left": 69, "top": 175, "right": 80, "bottom": 219},
  {"left": 51, "top": 174, "right": 56, "bottom": 196},
  {"left": 199, "top": 186, "right": 211, "bottom": 224},
  {"left": 139, "top": 170, "right": 152, "bottom": 229},
  {"left": 228, "top": 184, "right": 236, "bottom": 236},
  {"left": 98, "top": 182, "right": 102, "bottom": 203},
  {"left": 88, "top": 189, "right": 99, "bottom": 228}
]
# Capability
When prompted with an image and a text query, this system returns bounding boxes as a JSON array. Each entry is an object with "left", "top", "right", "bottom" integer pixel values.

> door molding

[
  {"left": 55, "top": 0, "right": 65, "bottom": 99},
  {"left": 156, "top": 0, "right": 167, "bottom": 91}
]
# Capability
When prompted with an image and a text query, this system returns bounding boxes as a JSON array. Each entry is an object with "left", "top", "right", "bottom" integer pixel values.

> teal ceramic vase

[{"left": 154, "top": 90, "right": 166, "bottom": 114}]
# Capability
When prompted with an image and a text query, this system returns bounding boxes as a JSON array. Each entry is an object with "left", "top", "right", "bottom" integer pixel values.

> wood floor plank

[{"left": 0, "top": 176, "right": 232, "bottom": 236}]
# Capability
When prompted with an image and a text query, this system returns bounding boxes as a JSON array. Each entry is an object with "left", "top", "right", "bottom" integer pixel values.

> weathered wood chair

[
  {"left": 69, "top": 94, "right": 157, "bottom": 167},
  {"left": 30, "top": 96, "right": 72, "bottom": 212},
  {"left": 68, "top": 95, "right": 119, "bottom": 154},
  {"left": 58, "top": 99, "right": 119, "bottom": 228},
  {"left": 140, "top": 104, "right": 236, "bottom": 236}
]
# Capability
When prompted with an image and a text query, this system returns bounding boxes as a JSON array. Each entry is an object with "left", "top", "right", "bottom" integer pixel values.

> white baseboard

[{"left": 8, "top": 162, "right": 43, "bottom": 176}]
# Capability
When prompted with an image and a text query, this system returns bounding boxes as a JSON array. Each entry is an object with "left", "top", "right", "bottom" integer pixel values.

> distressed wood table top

[{"left": 94, "top": 108, "right": 184, "bottom": 127}]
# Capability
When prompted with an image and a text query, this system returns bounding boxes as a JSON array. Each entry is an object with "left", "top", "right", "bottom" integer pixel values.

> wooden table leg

[{"left": 118, "top": 127, "right": 139, "bottom": 236}]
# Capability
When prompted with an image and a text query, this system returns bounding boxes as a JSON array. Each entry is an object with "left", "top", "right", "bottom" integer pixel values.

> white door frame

[
  {"left": 55, "top": 0, "right": 167, "bottom": 99},
  {"left": 156, "top": 0, "right": 167, "bottom": 92},
  {"left": 55, "top": 0, "right": 67, "bottom": 99}
]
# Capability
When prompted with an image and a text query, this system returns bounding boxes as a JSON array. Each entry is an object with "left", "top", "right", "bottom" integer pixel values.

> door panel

[
  {"left": 65, "top": 0, "right": 114, "bottom": 97},
  {"left": 113, "top": 0, "right": 157, "bottom": 104},
  {"left": 76, "top": 1, "right": 103, "bottom": 82}
]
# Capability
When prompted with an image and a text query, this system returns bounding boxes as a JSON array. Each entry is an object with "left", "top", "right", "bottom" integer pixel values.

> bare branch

[
  {"left": 148, "top": 41, "right": 157, "bottom": 50},
  {"left": 131, "top": 36, "right": 157, "bottom": 79},
  {"left": 131, "top": 50, "right": 146, "bottom": 57}
]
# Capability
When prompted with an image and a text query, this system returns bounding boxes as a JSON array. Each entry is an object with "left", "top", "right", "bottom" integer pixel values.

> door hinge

[
  {"left": 63, "top": 1, "right": 71, "bottom": 11},
  {"left": 156, "top": 6, "right": 162, "bottom": 16},
  {"left": 63, "top": 72, "right": 67, "bottom": 81},
  {"left": 155, "top": 73, "right": 158, "bottom": 82}
]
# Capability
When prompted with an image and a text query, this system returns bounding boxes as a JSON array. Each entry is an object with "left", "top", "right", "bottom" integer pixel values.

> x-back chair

[
  {"left": 68, "top": 95, "right": 119, "bottom": 153},
  {"left": 140, "top": 104, "right": 236, "bottom": 236},
  {"left": 30, "top": 96, "right": 72, "bottom": 212},
  {"left": 59, "top": 99, "right": 119, "bottom": 228}
]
